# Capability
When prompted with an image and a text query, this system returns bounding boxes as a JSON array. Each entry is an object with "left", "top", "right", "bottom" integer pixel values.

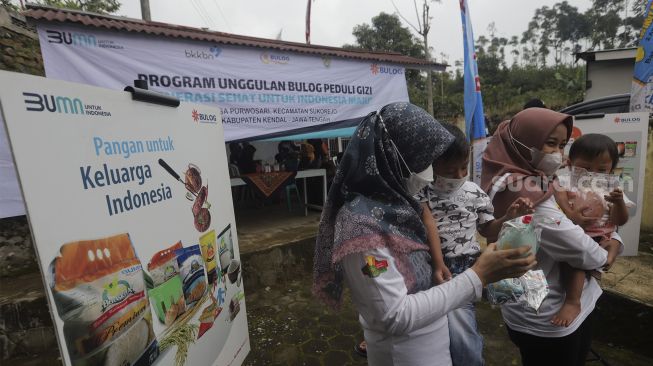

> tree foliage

[
  {"left": 347, "top": 0, "right": 647, "bottom": 128},
  {"left": 37, "top": 0, "right": 120, "bottom": 14},
  {"left": 1, "top": 0, "right": 19, "bottom": 11}
]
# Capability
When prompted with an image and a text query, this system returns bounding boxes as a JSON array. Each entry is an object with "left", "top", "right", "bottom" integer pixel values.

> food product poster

[
  {"left": 565, "top": 112, "right": 649, "bottom": 256},
  {"left": 0, "top": 70, "right": 250, "bottom": 366}
]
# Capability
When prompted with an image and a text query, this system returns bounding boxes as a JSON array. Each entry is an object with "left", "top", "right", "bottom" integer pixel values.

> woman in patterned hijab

[{"left": 313, "top": 102, "right": 536, "bottom": 365}]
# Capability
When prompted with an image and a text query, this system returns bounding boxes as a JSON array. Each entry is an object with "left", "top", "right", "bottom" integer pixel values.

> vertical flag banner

[
  {"left": 630, "top": 0, "right": 653, "bottom": 112},
  {"left": 459, "top": 0, "right": 486, "bottom": 140}
]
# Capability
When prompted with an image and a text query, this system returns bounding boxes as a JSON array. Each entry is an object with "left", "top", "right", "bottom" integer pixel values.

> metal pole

[{"left": 140, "top": 0, "right": 151, "bottom": 21}]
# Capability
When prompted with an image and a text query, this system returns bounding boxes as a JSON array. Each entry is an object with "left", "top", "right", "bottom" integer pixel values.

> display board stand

[{"left": 0, "top": 70, "right": 249, "bottom": 366}]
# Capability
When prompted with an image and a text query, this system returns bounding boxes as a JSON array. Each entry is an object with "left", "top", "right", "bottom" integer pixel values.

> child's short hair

[
  {"left": 568, "top": 133, "right": 619, "bottom": 170},
  {"left": 438, "top": 123, "right": 470, "bottom": 162}
]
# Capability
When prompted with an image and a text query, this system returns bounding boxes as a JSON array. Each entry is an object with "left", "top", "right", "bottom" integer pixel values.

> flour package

[
  {"left": 487, "top": 215, "right": 555, "bottom": 311},
  {"left": 48, "top": 233, "right": 158, "bottom": 366}
]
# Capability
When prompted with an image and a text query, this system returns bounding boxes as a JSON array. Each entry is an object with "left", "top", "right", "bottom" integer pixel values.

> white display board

[
  {"left": 0, "top": 70, "right": 249, "bottom": 366},
  {"left": 36, "top": 22, "right": 409, "bottom": 142},
  {"left": 567, "top": 112, "right": 649, "bottom": 256}
]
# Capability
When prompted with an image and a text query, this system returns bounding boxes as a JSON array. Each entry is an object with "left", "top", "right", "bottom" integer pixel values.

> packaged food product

[
  {"left": 489, "top": 216, "right": 555, "bottom": 311},
  {"left": 199, "top": 230, "right": 218, "bottom": 284},
  {"left": 147, "top": 241, "right": 182, "bottom": 287},
  {"left": 496, "top": 215, "right": 545, "bottom": 257},
  {"left": 148, "top": 275, "right": 186, "bottom": 326},
  {"left": 175, "top": 245, "right": 208, "bottom": 307},
  {"left": 48, "top": 233, "right": 156, "bottom": 366},
  {"left": 487, "top": 270, "right": 549, "bottom": 311}
]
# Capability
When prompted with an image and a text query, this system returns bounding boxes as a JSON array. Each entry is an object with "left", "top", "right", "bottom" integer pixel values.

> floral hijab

[{"left": 313, "top": 102, "right": 454, "bottom": 308}]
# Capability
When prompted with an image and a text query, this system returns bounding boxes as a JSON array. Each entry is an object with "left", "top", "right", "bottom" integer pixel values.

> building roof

[
  {"left": 575, "top": 47, "right": 637, "bottom": 62},
  {"left": 23, "top": 4, "right": 446, "bottom": 71}
]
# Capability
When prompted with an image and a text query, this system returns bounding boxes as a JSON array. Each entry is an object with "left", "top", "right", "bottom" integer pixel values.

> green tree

[
  {"left": 37, "top": 0, "right": 120, "bottom": 14},
  {"left": 1, "top": 0, "right": 19, "bottom": 11}
]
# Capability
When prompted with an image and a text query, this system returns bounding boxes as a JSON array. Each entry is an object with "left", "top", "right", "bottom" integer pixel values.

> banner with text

[
  {"left": 0, "top": 70, "right": 249, "bottom": 365},
  {"left": 36, "top": 23, "right": 409, "bottom": 141}
]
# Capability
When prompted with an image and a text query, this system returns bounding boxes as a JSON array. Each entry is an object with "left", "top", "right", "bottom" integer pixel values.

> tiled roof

[{"left": 24, "top": 4, "right": 446, "bottom": 71}]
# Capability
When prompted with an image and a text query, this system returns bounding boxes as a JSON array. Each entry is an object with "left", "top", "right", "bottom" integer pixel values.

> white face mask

[
  {"left": 533, "top": 151, "right": 563, "bottom": 175},
  {"left": 511, "top": 135, "right": 562, "bottom": 175},
  {"left": 433, "top": 175, "right": 467, "bottom": 195},
  {"left": 404, "top": 165, "right": 434, "bottom": 195},
  {"left": 570, "top": 166, "right": 619, "bottom": 192},
  {"left": 389, "top": 136, "right": 434, "bottom": 195}
]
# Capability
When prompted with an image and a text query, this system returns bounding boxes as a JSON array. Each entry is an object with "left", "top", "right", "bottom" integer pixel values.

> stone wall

[
  {"left": 0, "top": 7, "right": 52, "bottom": 364},
  {"left": 0, "top": 7, "right": 44, "bottom": 76}
]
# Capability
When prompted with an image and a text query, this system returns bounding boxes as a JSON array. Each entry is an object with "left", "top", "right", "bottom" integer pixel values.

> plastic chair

[
  {"left": 285, "top": 182, "right": 302, "bottom": 211},
  {"left": 282, "top": 158, "right": 302, "bottom": 211}
]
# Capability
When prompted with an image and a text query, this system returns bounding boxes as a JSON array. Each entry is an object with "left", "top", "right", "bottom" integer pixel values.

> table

[{"left": 230, "top": 169, "right": 327, "bottom": 216}]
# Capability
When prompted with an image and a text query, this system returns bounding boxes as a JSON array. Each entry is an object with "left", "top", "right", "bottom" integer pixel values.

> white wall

[{"left": 585, "top": 58, "right": 634, "bottom": 100}]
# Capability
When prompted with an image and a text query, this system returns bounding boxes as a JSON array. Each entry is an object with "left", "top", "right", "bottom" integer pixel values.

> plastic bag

[
  {"left": 496, "top": 215, "right": 548, "bottom": 257},
  {"left": 487, "top": 270, "right": 548, "bottom": 311},
  {"left": 488, "top": 215, "right": 556, "bottom": 311}
]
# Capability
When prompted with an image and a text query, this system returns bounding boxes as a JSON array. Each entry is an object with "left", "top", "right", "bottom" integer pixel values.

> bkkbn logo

[
  {"left": 23, "top": 92, "right": 84, "bottom": 114},
  {"left": 46, "top": 30, "right": 97, "bottom": 48},
  {"left": 185, "top": 46, "right": 221, "bottom": 60}
]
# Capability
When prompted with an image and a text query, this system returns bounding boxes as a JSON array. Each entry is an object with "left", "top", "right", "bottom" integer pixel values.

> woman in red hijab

[{"left": 481, "top": 108, "right": 621, "bottom": 366}]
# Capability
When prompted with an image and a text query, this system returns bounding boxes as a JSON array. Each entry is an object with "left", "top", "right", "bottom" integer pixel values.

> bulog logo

[
  {"left": 260, "top": 52, "right": 290, "bottom": 65},
  {"left": 370, "top": 63, "right": 404, "bottom": 76},
  {"left": 192, "top": 109, "right": 218, "bottom": 124},
  {"left": 23, "top": 92, "right": 84, "bottom": 114}
]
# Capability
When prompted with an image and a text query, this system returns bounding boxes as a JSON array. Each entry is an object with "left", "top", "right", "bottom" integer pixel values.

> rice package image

[
  {"left": 48, "top": 233, "right": 157, "bottom": 366},
  {"left": 199, "top": 230, "right": 218, "bottom": 285},
  {"left": 175, "top": 245, "right": 208, "bottom": 308},
  {"left": 148, "top": 242, "right": 183, "bottom": 287}
]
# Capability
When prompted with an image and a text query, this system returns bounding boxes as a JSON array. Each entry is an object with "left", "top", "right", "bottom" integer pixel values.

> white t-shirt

[
  {"left": 416, "top": 181, "right": 495, "bottom": 259},
  {"left": 341, "top": 247, "right": 483, "bottom": 366},
  {"left": 500, "top": 195, "right": 622, "bottom": 337}
]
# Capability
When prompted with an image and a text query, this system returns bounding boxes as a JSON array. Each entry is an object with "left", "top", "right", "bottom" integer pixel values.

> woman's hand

[{"left": 471, "top": 243, "right": 537, "bottom": 286}]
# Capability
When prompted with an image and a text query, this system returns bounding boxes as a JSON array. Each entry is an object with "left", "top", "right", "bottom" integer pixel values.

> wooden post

[{"left": 140, "top": 0, "right": 151, "bottom": 21}]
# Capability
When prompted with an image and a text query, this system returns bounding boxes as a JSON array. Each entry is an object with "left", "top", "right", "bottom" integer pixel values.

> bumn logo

[
  {"left": 23, "top": 92, "right": 84, "bottom": 114},
  {"left": 46, "top": 30, "right": 97, "bottom": 47},
  {"left": 370, "top": 64, "right": 379, "bottom": 75}
]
